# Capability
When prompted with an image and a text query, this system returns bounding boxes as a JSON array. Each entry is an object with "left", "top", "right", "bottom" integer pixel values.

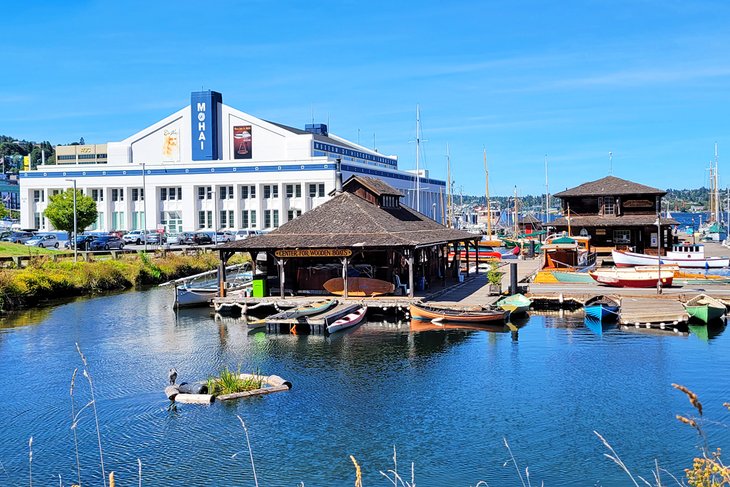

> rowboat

[
  {"left": 169, "top": 265, "right": 253, "bottom": 308},
  {"left": 323, "top": 277, "right": 395, "bottom": 297},
  {"left": 326, "top": 306, "right": 367, "bottom": 334},
  {"left": 494, "top": 293, "right": 532, "bottom": 315},
  {"left": 612, "top": 245, "right": 730, "bottom": 269},
  {"left": 589, "top": 268, "right": 674, "bottom": 288},
  {"left": 682, "top": 294, "right": 726, "bottom": 324},
  {"left": 268, "top": 299, "right": 337, "bottom": 321},
  {"left": 584, "top": 295, "right": 620, "bottom": 322},
  {"left": 409, "top": 302, "right": 508, "bottom": 324}
]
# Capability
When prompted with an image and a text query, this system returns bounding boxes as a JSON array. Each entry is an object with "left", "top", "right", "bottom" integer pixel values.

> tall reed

[{"left": 76, "top": 343, "right": 107, "bottom": 487}]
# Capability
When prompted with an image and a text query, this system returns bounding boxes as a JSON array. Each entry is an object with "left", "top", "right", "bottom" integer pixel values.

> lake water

[{"left": 1, "top": 287, "right": 729, "bottom": 486}]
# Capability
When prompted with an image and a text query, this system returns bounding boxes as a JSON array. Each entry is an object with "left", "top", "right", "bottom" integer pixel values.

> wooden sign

[
  {"left": 623, "top": 199, "right": 653, "bottom": 208},
  {"left": 274, "top": 249, "right": 352, "bottom": 258}
]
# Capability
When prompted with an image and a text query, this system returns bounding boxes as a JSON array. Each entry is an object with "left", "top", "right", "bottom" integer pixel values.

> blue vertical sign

[{"left": 190, "top": 90, "right": 222, "bottom": 161}]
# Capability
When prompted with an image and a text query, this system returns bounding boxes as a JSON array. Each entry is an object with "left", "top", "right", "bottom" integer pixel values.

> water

[{"left": 1, "top": 289, "right": 729, "bottom": 486}]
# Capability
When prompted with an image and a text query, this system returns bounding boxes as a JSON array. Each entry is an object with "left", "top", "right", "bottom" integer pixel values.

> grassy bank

[
  {"left": 0, "top": 241, "right": 61, "bottom": 256},
  {"left": 0, "top": 252, "right": 236, "bottom": 312}
]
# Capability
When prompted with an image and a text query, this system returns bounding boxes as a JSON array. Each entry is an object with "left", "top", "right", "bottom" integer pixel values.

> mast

[
  {"left": 513, "top": 185, "right": 518, "bottom": 236},
  {"left": 446, "top": 144, "right": 452, "bottom": 228},
  {"left": 415, "top": 104, "right": 421, "bottom": 213},
  {"left": 484, "top": 148, "right": 491, "bottom": 237},
  {"left": 715, "top": 142, "right": 720, "bottom": 224},
  {"left": 709, "top": 162, "right": 715, "bottom": 222},
  {"left": 544, "top": 153, "right": 549, "bottom": 225}
]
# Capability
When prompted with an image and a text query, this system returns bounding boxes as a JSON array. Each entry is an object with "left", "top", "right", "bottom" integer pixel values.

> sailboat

[{"left": 481, "top": 148, "right": 502, "bottom": 246}]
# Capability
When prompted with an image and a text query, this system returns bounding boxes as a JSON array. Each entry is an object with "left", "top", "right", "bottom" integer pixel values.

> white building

[{"left": 20, "top": 90, "right": 445, "bottom": 233}]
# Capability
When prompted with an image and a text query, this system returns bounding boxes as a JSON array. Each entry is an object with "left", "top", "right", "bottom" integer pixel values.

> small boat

[
  {"left": 584, "top": 295, "right": 620, "bottom": 322},
  {"left": 494, "top": 293, "right": 532, "bottom": 315},
  {"left": 326, "top": 306, "right": 367, "bottom": 334},
  {"left": 612, "top": 245, "right": 730, "bottom": 269},
  {"left": 410, "top": 302, "right": 508, "bottom": 324},
  {"left": 682, "top": 294, "right": 726, "bottom": 324},
  {"left": 323, "top": 277, "right": 395, "bottom": 297},
  {"left": 268, "top": 299, "right": 337, "bottom": 321},
  {"left": 171, "top": 265, "right": 253, "bottom": 308},
  {"left": 589, "top": 268, "right": 674, "bottom": 288}
]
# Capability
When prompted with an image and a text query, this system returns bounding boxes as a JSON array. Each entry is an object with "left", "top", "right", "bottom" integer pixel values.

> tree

[
  {"left": 44, "top": 189, "right": 97, "bottom": 239},
  {"left": 0, "top": 202, "right": 9, "bottom": 219}
]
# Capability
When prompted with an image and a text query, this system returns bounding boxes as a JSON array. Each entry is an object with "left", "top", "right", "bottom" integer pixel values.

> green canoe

[{"left": 683, "top": 294, "right": 726, "bottom": 324}]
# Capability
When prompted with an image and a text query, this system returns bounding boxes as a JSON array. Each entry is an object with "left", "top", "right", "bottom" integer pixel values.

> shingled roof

[
  {"left": 219, "top": 189, "right": 476, "bottom": 251},
  {"left": 553, "top": 176, "right": 665, "bottom": 198},
  {"left": 343, "top": 176, "right": 404, "bottom": 196}
]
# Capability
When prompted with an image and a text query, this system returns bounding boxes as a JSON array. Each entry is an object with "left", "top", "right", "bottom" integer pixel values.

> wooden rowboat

[
  {"left": 323, "top": 277, "right": 395, "bottom": 297},
  {"left": 584, "top": 295, "right": 620, "bottom": 322},
  {"left": 589, "top": 268, "right": 674, "bottom": 288},
  {"left": 494, "top": 293, "right": 532, "bottom": 315},
  {"left": 683, "top": 294, "right": 726, "bottom": 324},
  {"left": 267, "top": 299, "right": 337, "bottom": 321},
  {"left": 326, "top": 306, "right": 367, "bottom": 334},
  {"left": 409, "top": 302, "right": 508, "bottom": 324}
]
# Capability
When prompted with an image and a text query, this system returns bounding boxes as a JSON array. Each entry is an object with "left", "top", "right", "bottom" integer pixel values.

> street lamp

[{"left": 65, "top": 179, "right": 77, "bottom": 263}]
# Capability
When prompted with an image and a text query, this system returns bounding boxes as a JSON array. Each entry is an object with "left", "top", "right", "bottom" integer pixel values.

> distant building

[
  {"left": 551, "top": 175, "right": 678, "bottom": 254},
  {"left": 19, "top": 90, "right": 444, "bottom": 233},
  {"left": 0, "top": 176, "right": 20, "bottom": 213}
]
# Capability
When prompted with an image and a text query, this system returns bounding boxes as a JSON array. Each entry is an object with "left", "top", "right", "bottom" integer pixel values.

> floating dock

[{"left": 265, "top": 303, "right": 364, "bottom": 334}]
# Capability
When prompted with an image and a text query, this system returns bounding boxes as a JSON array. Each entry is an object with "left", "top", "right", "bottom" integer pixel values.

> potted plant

[{"left": 487, "top": 261, "right": 503, "bottom": 295}]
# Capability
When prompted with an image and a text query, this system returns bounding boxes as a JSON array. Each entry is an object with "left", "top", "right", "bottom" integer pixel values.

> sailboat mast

[
  {"left": 415, "top": 104, "right": 421, "bottom": 213},
  {"left": 446, "top": 144, "right": 452, "bottom": 228},
  {"left": 715, "top": 142, "right": 720, "bottom": 224},
  {"left": 545, "top": 154, "right": 550, "bottom": 226},
  {"left": 513, "top": 186, "right": 518, "bottom": 236},
  {"left": 484, "top": 148, "right": 491, "bottom": 237}
]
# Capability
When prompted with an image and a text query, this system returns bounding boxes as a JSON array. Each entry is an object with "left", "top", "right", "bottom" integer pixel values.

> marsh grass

[{"left": 206, "top": 366, "right": 263, "bottom": 396}]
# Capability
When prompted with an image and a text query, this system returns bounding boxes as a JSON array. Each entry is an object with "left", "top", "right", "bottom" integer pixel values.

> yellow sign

[
  {"left": 23, "top": 155, "right": 30, "bottom": 170},
  {"left": 79, "top": 146, "right": 93, "bottom": 154},
  {"left": 274, "top": 249, "right": 353, "bottom": 258}
]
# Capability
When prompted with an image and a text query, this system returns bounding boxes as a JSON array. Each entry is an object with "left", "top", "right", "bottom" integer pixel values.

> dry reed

[
  {"left": 234, "top": 415, "right": 259, "bottom": 487},
  {"left": 76, "top": 342, "right": 107, "bottom": 487}
]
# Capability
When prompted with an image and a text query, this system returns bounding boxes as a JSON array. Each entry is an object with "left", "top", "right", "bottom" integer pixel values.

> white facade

[{"left": 20, "top": 91, "right": 445, "bottom": 233}]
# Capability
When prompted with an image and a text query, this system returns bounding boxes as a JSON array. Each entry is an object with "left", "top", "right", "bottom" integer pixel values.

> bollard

[{"left": 509, "top": 262, "right": 518, "bottom": 295}]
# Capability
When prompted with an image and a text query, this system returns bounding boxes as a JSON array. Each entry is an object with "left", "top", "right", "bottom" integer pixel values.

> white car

[
  {"left": 215, "top": 230, "right": 235, "bottom": 243},
  {"left": 123, "top": 230, "right": 160, "bottom": 245},
  {"left": 25, "top": 234, "right": 59, "bottom": 248},
  {"left": 234, "top": 229, "right": 262, "bottom": 241}
]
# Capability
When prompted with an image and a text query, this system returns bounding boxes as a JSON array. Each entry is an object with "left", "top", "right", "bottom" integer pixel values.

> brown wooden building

[
  {"left": 551, "top": 175, "right": 678, "bottom": 254},
  {"left": 217, "top": 175, "right": 480, "bottom": 298}
]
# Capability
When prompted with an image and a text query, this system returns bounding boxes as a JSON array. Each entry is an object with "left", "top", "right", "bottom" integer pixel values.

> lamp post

[
  {"left": 65, "top": 179, "right": 77, "bottom": 263},
  {"left": 142, "top": 163, "right": 147, "bottom": 253}
]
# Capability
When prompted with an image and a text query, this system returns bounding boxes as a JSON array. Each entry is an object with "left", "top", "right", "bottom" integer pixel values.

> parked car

[
  {"left": 65, "top": 235, "right": 98, "bottom": 251},
  {"left": 3, "top": 231, "right": 35, "bottom": 244},
  {"left": 215, "top": 230, "right": 235, "bottom": 243},
  {"left": 25, "top": 234, "right": 59, "bottom": 248},
  {"left": 192, "top": 232, "right": 213, "bottom": 245},
  {"left": 88, "top": 235, "right": 125, "bottom": 251},
  {"left": 166, "top": 233, "right": 182, "bottom": 245},
  {"left": 122, "top": 230, "right": 146, "bottom": 244},
  {"left": 145, "top": 232, "right": 163, "bottom": 244},
  {"left": 234, "top": 229, "right": 262, "bottom": 241}
]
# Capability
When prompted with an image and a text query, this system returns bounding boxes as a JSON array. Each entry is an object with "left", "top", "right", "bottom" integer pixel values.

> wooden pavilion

[{"left": 216, "top": 175, "right": 479, "bottom": 299}]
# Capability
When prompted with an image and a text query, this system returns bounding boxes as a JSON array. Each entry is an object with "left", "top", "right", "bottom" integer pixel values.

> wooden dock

[
  {"left": 618, "top": 296, "right": 689, "bottom": 327},
  {"left": 265, "top": 303, "right": 363, "bottom": 334}
]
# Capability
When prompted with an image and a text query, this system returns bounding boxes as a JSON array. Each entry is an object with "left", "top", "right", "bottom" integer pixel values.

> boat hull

[
  {"left": 584, "top": 295, "right": 620, "bottom": 321},
  {"left": 494, "top": 294, "right": 532, "bottom": 315},
  {"left": 589, "top": 269, "right": 674, "bottom": 288},
  {"left": 323, "top": 277, "right": 395, "bottom": 297},
  {"left": 410, "top": 303, "right": 507, "bottom": 324},
  {"left": 327, "top": 306, "right": 367, "bottom": 334},
  {"left": 612, "top": 249, "right": 729, "bottom": 269},
  {"left": 683, "top": 294, "right": 726, "bottom": 324}
]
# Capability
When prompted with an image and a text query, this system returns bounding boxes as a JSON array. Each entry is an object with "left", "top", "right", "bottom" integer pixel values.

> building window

[
  {"left": 265, "top": 210, "right": 279, "bottom": 228},
  {"left": 318, "top": 184, "right": 325, "bottom": 197},
  {"left": 132, "top": 188, "right": 144, "bottom": 201},
  {"left": 287, "top": 209, "right": 302, "bottom": 221},
  {"left": 599, "top": 196, "right": 615, "bottom": 216},
  {"left": 33, "top": 190, "right": 45, "bottom": 203},
  {"left": 264, "top": 210, "right": 271, "bottom": 228},
  {"left": 286, "top": 184, "right": 302, "bottom": 198},
  {"left": 264, "top": 185, "right": 279, "bottom": 199},
  {"left": 220, "top": 186, "right": 234, "bottom": 199},
  {"left": 112, "top": 211, "right": 125, "bottom": 230},
  {"left": 240, "top": 185, "right": 255, "bottom": 199},
  {"left": 34, "top": 212, "right": 42, "bottom": 229},
  {"left": 309, "top": 183, "right": 325, "bottom": 198},
  {"left": 250, "top": 209, "right": 256, "bottom": 228},
  {"left": 241, "top": 210, "right": 249, "bottom": 228},
  {"left": 198, "top": 186, "right": 212, "bottom": 200},
  {"left": 111, "top": 188, "right": 124, "bottom": 201},
  {"left": 160, "top": 188, "right": 167, "bottom": 200},
  {"left": 132, "top": 211, "right": 144, "bottom": 230},
  {"left": 273, "top": 209, "right": 279, "bottom": 228},
  {"left": 219, "top": 210, "right": 234, "bottom": 229},
  {"left": 161, "top": 211, "right": 182, "bottom": 233},
  {"left": 614, "top": 229, "right": 631, "bottom": 244},
  {"left": 198, "top": 210, "right": 213, "bottom": 229},
  {"left": 91, "top": 189, "right": 103, "bottom": 202}
]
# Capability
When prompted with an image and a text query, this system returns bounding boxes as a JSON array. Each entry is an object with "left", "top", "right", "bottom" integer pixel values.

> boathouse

[
  {"left": 551, "top": 175, "right": 678, "bottom": 254},
  {"left": 217, "top": 173, "right": 479, "bottom": 298}
]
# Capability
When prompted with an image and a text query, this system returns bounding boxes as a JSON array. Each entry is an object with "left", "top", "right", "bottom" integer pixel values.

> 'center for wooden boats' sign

[{"left": 274, "top": 249, "right": 353, "bottom": 258}]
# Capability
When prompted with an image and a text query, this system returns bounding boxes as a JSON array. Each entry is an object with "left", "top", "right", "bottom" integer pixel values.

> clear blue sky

[{"left": 3, "top": 0, "right": 730, "bottom": 197}]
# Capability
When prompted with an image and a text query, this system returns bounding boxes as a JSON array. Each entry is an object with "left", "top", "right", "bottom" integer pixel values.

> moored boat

[
  {"left": 612, "top": 244, "right": 730, "bottom": 269},
  {"left": 326, "top": 306, "right": 367, "bottom": 334},
  {"left": 682, "top": 294, "right": 726, "bottom": 324},
  {"left": 268, "top": 299, "right": 338, "bottom": 321},
  {"left": 584, "top": 295, "right": 620, "bottom": 322},
  {"left": 494, "top": 293, "right": 532, "bottom": 315},
  {"left": 409, "top": 302, "right": 508, "bottom": 324},
  {"left": 589, "top": 268, "right": 674, "bottom": 288},
  {"left": 171, "top": 265, "right": 253, "bottom": 308}
]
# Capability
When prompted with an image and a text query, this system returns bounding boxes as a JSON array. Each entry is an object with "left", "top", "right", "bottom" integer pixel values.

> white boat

[
  {"left": 589, "top": 267, "right": 674, "bottom": 288},
  {"left": 326, "top": 306, "right": 367, "bottom": 334},
  {"left": 170, "top": 265, "right": 253, "bottom": 308},
  {"left": 612, "top": 244, "right": 730, "bottom": 269}
]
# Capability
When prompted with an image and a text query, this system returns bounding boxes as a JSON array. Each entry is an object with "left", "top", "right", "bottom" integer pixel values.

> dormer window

[
  {"left": 598, "top": 196, "right": 615, "bottom": 216},
  {"left": 380, "top": 195, "right": 399, "bottom": 208}
]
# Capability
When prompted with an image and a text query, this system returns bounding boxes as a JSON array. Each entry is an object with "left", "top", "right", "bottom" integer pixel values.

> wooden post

[
  {"left": 341, "top": 256, "right": 349, "bottom": 299},
  {"left": 465, "top": 240, "right": 470, "bottom": 276},
  {"left": 408, "top": 252, "right": 414, "bottom": 298},
  {"left": 277, "top": 258, "right": 286, "bottom": 298},
  {"left": 474, "top": 239, "right": 479, "bottom": 274},
  {"left": 218, "top": 259, "right": 226, "bottom": 297}
]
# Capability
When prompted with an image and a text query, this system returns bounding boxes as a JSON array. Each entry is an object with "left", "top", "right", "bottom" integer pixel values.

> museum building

[{"left": 19, "top": 90, "right": 445, "bottom": 233}]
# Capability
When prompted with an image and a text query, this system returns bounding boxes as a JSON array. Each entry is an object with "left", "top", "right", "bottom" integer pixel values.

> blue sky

[{"left": 3, "top": 0, "right": 730, "bottom": 197}]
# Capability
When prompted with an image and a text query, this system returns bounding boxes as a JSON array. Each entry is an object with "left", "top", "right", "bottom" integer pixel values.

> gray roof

[
  {"left": 265, "top": 120, "right": 381, "bottom": 156},
  {"left": 343, "top": 176, "right": 404, "bottom": 196},
  {"left": 219, "top": 185, "right": 476, "bottom": 251},
  {"left": 554, "top": 176, "right": 665, "bottom": 198},
  {"left": 551, "top": 215, "right": 679, "bottom": 227}
]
